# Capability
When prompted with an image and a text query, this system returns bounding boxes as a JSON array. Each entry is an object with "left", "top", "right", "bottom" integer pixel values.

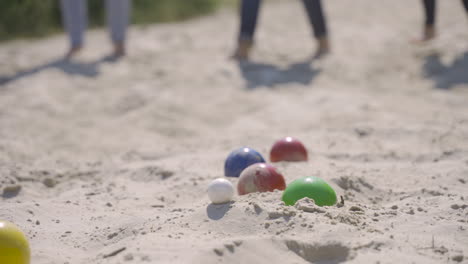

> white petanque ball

[{"left": 207, "top": 178, "right": 234, "bottom": 204}]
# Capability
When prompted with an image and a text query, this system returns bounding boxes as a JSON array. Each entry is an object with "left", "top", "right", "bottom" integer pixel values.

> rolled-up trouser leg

[
  {"left": 105, "top": 0, "right": 131, "bottom": 44},
  {"left": 239, "top": 0, "right": 261, "bottom": 42},
  {"left": 423, "top": 0, "right": 436, "bottom": 26},
  {"left": 60, "top": 0, "right": 87, "bottom": 48},
  {"left": 302, "top": 0, "right": 327, "bottom": 38}
]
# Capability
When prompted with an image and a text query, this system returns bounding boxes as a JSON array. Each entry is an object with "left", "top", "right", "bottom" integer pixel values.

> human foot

[
  {"left": 313, "top": 36, "right": 330, "bottom": 59},
  {"left": 112, "top": 42, "right": 126, "bottom": 57},
  {"left": 64, "top": 45, "right": 82, "bottom": 59},
  {"left": 413, "top": 25, "right": 436, "bottom": 43},
  {"left": 232, "top": 39, "right": 253, "bottom": 60}
]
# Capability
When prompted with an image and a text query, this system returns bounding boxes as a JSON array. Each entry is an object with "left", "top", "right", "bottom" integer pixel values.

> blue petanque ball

[{"left": 224, "top": 147, "right": 266, "bottom": 177}]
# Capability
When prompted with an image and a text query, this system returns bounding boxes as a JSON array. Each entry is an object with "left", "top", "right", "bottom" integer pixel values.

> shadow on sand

[
  {"left": 423, "top": 52, "right": 468, "bottom": 90},
  {"left": 206, "top": 202, "right": 234, "bottom": 220},
  {"left": 237, "top": 57, "right": 321, "bottom": 89},
  {"left": 0, "top": 55, "right": 122, "bottom": 86}
]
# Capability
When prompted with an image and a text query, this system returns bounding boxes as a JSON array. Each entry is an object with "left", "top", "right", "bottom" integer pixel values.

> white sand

[{"left": 1, "top": 1, "right": 468, "bottom": 263}]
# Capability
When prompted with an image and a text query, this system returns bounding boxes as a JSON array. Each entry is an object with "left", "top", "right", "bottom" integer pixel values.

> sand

[{"left": 1, "top": 0, "right": 468, "bottom": 263}]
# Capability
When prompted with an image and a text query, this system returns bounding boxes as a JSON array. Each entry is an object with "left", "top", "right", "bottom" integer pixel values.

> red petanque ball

[
  {"left": 237, "top": 163, "right": 286, "bottom": 195},
  {"left": 270, "top": 137, "right": 308, "bottom": 162}
]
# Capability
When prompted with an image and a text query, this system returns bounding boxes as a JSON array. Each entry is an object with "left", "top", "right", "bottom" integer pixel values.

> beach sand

[{"left": 1, "top": 0, "right": 468, "bottom": 263}]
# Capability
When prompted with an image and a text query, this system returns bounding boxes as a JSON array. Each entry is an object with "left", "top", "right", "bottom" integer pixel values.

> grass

[{"left": 0, "top": 0, "right": 236, "bottom": 42}]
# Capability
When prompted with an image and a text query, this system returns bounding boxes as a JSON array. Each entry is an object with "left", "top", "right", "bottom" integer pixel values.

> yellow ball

[{"left": 0, "top": 221, "right": 30, "bottom": 264}]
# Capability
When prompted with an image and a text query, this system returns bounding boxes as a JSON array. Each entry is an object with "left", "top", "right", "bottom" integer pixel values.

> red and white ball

[{"left": 237, "top": 163, "right": 286, "bottom": 195}]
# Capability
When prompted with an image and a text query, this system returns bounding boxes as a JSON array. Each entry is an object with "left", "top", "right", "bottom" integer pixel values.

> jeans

[
  {"left": 60, "top": 0, "right": 131, "bottom": 48},
  {"left": 238, "top": 0, "right": 328, "bottom": 42},
  {"left": 423, "top": 0, "right": 468, "bottom": 26}
]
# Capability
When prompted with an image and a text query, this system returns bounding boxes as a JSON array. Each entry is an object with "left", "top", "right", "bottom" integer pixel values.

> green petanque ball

[{"left": 282, "top": 176, "right": 337, "bottom": 206}]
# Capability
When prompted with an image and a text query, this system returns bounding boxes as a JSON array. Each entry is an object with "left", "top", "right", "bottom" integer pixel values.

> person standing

[
  {"left": 232, "top": 0, "right": 330, "bottom": 60},
  {"left": 419, "top": 0, "right": 468, "bottom": 41},
  {"left": 60, "top": 0, "right": 131, "bottom": 58}
]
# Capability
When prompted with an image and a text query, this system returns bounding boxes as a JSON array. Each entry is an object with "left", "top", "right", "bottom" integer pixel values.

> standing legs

[
  {"left": 420, "top": 0, "right": 467, "bottom": 42},
  {"left": 302, "top": 0, "right": 330, "bottom": 57},
  {"left": 462, "top": 0, "right": 468, "bottom": 12},
  {"left": 233, "top": 0, "right": 330, "bottom": 59},
  {"left": 421, "top": 0, "right": 436, "bottom": 41},
  {"left": 105, "top": 0, "right": 131, "bottom": 56},
  {"left": 302, "top": 0, "right": 327, "bottom": 39},
  {"left": 61, "top": 0, "right": 131, "bottom": 58},
  {"left": 233, "top": 0, "right": 261, "bottom": 59},
  {"left": 60, "top": 0, "right": 87, "bottom": 58},
  {"left": 423, "top": 0, "right": 436, "bottom": 26},
  {"left": 238, "top": 0, "right": 261, "bottom": 42}
]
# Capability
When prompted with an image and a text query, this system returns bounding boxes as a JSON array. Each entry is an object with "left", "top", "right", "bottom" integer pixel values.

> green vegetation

[{"left": 0, "top": 0, "right": 233, "bottom": 42}]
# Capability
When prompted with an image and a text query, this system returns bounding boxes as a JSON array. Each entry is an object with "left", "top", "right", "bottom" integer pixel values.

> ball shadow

[{"left": 206, "top": 201, "right": 234, "bottom": 220}]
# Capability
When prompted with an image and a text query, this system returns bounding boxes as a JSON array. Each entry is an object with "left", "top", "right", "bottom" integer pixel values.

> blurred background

[{"left": 0, "top": 0, "right": 235, "bottom": 42}]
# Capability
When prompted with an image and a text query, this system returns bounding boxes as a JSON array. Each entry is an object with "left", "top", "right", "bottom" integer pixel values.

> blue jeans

[
  {"left": 60, "top": 0, "right": 131, "bottom": 48},
  {"left": 423, "top": 0, "right": 468, "bottom": 25},
  {"left": 238, "top": 0, "right": 328, "bottom": 42}
]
